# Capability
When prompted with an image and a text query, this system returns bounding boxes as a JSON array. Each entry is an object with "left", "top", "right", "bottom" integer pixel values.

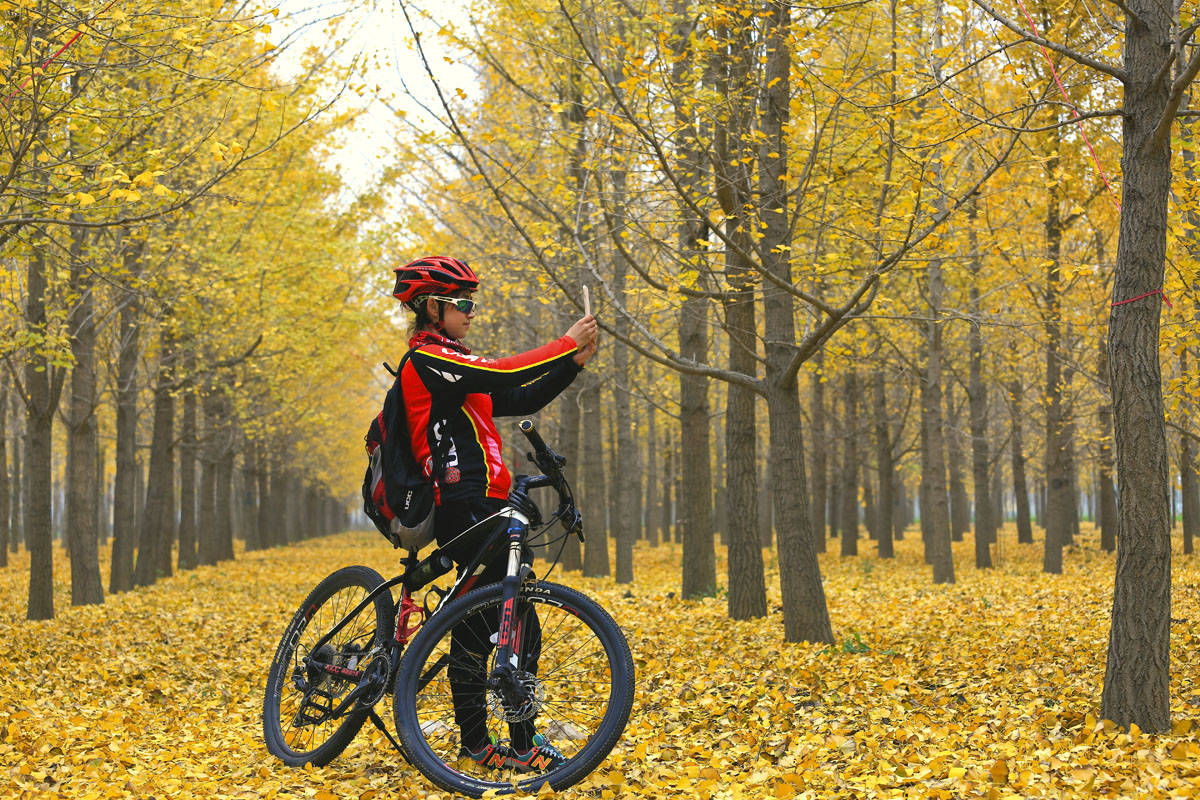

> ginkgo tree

[
  {"left": 1, "top": 0, "right": 392, "bottom": 619},
  {"left": 391, "top": 0, "right": 1035, "bottom": 644}
]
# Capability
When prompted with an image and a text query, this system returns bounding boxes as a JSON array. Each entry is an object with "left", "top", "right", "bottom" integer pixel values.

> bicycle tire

[
  {"left": 393, "top": 580, "right": 634, "bottom": 796},
  {"left": 263, "top": 565, "right": 395, "bottom": 766}
]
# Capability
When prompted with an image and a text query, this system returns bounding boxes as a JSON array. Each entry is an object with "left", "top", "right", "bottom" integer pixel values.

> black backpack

[{"left": 362, "top": 349, "right": 436, "bottom": 549}]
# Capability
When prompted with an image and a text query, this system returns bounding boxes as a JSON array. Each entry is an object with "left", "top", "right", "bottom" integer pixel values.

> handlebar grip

[{"left": 519, "top": 419, "right": 549, "bottom": 455}]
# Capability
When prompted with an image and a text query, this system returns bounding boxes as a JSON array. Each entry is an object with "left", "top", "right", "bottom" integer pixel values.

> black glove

[{"left": 508, "top": 477, "right": 543, "bottom": 527}]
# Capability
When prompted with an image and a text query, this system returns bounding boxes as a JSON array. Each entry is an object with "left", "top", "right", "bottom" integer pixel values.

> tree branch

[
  {"left": 1151, "top": 36, "right": 1200, "bottom": 150},
  {"left": 970, "top": 0, "right": 1128, "bottom": 82}
]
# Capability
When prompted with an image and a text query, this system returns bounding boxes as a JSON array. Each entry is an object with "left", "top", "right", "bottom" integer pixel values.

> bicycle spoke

[{"left": 397, "top": 582, "right": 632, "bottom": 796}]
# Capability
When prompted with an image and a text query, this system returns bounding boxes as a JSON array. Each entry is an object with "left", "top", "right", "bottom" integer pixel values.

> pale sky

[{"left": 273, "top": 0, "right": 476, "bottom": 194}]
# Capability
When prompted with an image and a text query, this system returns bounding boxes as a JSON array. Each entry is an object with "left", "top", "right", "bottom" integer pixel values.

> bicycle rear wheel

[
  {"left": 393, "top": 580, "right": 634, "bottom": 796},
  {"left": 263, "top": 565, "right": 395, "bottom": 766}
]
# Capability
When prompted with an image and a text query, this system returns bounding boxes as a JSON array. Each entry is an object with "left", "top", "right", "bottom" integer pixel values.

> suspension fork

[{"left": 493, "top": 511, "right": 530, "bottom": 672}]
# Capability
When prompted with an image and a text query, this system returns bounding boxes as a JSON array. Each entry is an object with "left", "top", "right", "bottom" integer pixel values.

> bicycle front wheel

[
  {"left": 263, "top": 565, "right": 395, "bottom": 766},
  {"left": 393, "top": 580, "right": 634, "bottom": 796}
]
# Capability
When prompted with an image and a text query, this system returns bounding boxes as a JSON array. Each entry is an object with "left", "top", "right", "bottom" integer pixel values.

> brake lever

[{"left": 558, "top": 504, "right": 584, "bottom": 542}]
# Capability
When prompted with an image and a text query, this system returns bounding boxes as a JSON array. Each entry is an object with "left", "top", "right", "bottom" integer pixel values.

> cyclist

[{"left": 391, "top": 255, "right": 597, "bottom": 773}]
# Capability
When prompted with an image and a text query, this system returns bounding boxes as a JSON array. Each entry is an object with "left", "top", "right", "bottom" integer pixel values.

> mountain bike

[{"left": 262, "top": 420, "right": 635, "bottom": 796}]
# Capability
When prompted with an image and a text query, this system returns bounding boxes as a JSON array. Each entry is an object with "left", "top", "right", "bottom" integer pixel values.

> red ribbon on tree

[{"left": 1110, "top": 290, "right": 1172, "bottom": 309}]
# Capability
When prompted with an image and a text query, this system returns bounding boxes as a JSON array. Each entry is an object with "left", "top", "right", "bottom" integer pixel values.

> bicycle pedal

[{"left": 293, "top": 686, "right": 339, "bottom": 726}]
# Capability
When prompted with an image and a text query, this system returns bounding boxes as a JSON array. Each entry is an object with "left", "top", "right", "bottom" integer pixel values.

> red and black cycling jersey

[{"left": 400, "top": 330, "right": 582, "bottom": 506}]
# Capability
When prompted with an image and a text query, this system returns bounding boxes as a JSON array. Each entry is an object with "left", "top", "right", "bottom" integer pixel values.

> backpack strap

[
  {"left": 384, "top": 345, "right": 420, "bottom": 379},
  {"left": 388, "top": 345, "right": 452, "bottom": 487}
]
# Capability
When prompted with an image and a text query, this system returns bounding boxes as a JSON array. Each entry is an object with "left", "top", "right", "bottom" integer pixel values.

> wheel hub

[{"left": 488, "top": 671, "right": 543, "bottom": 723}]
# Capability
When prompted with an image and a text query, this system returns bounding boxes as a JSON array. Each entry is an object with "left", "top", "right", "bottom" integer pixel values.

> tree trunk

[
  {"left": 840, "top": 371, "right": 859, "bottom": 557},
  {"left": 580, "top": 376, "right": 609, "bottom": 577},
  {"left": 947, "top": 394, "right": 970, "bottom": 542},
  {"left": 65, "top": 215, "right": 103, "bottom": 604},
  {"left": 661, "top": 436, "right": 674, "bottom": 547},
  {"left": 678, "top": 307, "right": 714, "bottom": 596},
  {"left": 723, "top": 270, "right": 764, "bottom": 616},
  {"left": 135, "top": 326, "right": 177, "bottom": 586},
  {"left": 753, "top": 1, "right": 830, "bottom": 642},
  {"left": 864, "top": 467, "right": 878, "bottom": 543},
  {"left": 177, "top": 355, "right": 198, "bottom": 568},
  {"left": 713, "top": 413, "right": 729, "bottom": 547},
  {"left": 269, "top": 455, "right": 288, "bottom": 547},
  {"left": 810, "top": 354, "right": 828, "bottom": 553},
  {"left": 758, "top": 460, "right": 772, "bottom": 547},
  {"left": 969, "top": 394, "right": 993, "bottom": 571},
  {"left": 1009, "top": 380, "right": 1034, "bottom": 544},
  {"left": 1066, "top": 410, "right": 1081, "bottom": 546},
  {"left": 895, "top": 477, "right": 908, "bottom": 540},
  {"left": 608, "top": 168, "right": 638, "bottom": 585},
  {"left": 0, "top": 389, "right": 9, "bottom": 567},
  {"left": 919, "top": 260, "right": 954, "bottom": 582},
  {"left": 1180, "top": 428, "right": 1197, "bottom": 556},
  {"left": 110, "top": 241, "right": 143, "bottom": 594},
  {"left": 759, "top": 2, "right": 831, "bottom": 641},
  {"left": 709, "top": 12, "right": 763, "bottom": 612},
  {"left": 25, "top": 221, "right": 63, "bottom": 619},
  {"left": 873, "top": 370, "right": 895, "bottom": 559},
  {"left": 243, "top": 437, "right": 262, "bottom": 551},
  {"left": 1101, "top": 0, "right": 1175, "bottom": 733},
  {"left": 216, "top": 397, "right": 235, "bottom": 561},
  {"left": 255, "top": 447, "right": 272, "bottom": 550},
  {"left": 968, "top": 201, "right": 995, "bottom": 564},
  {"left": 645, "top": 406, "right": 659, "bottom": 547},
  {"left": 10, "top": 404, "right": 20, "bottom": 553},
  {"left": 198, "top": 392, "right": 221, "bottom": 566},
  {"left": 558, "top": 383, "right": 582, "bottom": 570},
  {"left": 1042, "top": 143, "right": 1072, "bottom": 573}
]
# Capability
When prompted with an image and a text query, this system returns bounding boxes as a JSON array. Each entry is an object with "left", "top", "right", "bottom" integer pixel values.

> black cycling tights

[{"left": 435, "top": 497, "right": 542, "bottom": 753}]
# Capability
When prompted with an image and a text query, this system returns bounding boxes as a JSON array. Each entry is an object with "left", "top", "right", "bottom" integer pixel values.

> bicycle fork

[
  {"left": 493, "top": 511, "right": 529, "bottom": 670},
  {"left": 487, "top": 511, "right": 539, "bottom": 720}
]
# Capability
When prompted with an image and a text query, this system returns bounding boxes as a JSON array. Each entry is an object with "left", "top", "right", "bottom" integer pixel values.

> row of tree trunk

[
  {"left": 0, "top": 371, "right": 349, "bottom": 618},
  {"left": 532, "top": 347, "right": 1199, "bottom": 590}
]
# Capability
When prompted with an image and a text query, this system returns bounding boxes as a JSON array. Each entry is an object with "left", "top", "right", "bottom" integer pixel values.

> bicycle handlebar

[
  {"left": 518, "top": 418, "right": 548, "bottom": 454},
  {"left": 518, "top": 419, "right": 565, "bottom": 486},
  {"left": 518, "top": 419, "right": 583, "bottom": 540}
]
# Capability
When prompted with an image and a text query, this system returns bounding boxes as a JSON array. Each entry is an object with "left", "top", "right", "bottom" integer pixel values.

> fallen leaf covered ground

[{"left": 2, "top": 524, "right": 1199, "bottom": 799}]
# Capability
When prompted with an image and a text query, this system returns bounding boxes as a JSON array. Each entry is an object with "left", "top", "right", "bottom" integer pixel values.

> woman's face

[{"left": 428, "top": 290, "right": 476, "bottom": 340}]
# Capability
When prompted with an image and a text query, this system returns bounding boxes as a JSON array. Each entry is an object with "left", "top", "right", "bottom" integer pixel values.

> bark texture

[
  {"left": 840, "top": 372, "right": 859, "bottom": 557},
  {"left": 109, "top": 241, "right": 142, "bottom": 594},
  {"left": 810, "top": 355, "right": 828, "bottom": 553},
  {"left": 761, "top": 1, "right": 832, "bottom": 642},
  {"left": 65, "top": 215, "right": 103, "bottom": 605},
  {"left": 872, "top": 370, "right": 895, "bottom": 559},
  {"left": 1101, "top": 0, "right": 1174, "bottom": 733},
  {"left": 1009, "top": 381, "right": 1034, "bottom": 544}
]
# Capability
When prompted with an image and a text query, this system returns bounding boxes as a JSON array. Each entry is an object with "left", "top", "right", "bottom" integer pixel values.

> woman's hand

[
  {"left": 566, "top": 314, "right": 598, "bottom": 366},
  {"left": 572, "top": 338, "right": 597, "bottom": 366},
  {"left": 566, "top": 314, "right": 597, "bottom": 349}
]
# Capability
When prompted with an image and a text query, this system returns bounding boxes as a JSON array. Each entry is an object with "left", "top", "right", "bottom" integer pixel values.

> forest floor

[{"left": 2, "top": 523, "right": 1199, "bottom": 799}]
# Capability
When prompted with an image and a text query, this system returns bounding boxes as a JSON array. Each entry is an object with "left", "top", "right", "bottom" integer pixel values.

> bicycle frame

[{"left": 298, "top": 506, "right": 532, "bottom": 695}]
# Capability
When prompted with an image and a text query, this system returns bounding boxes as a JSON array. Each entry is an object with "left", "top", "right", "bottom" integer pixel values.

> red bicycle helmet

[{"left": 392, "top": 256, "right": 479, "bottom": 306}]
